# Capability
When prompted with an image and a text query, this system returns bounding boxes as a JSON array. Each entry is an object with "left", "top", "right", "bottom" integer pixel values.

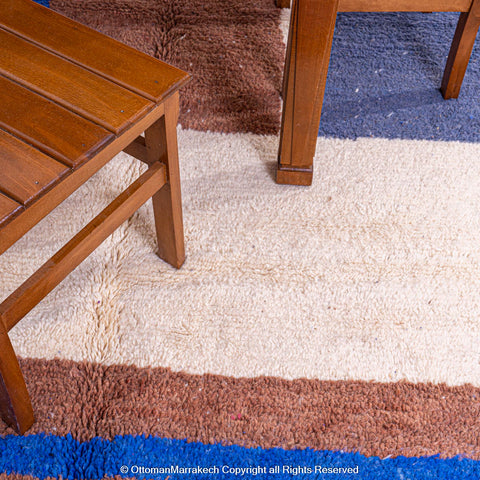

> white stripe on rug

[{"left": 2, "top": 129, "right": 480, "bottom": 385}]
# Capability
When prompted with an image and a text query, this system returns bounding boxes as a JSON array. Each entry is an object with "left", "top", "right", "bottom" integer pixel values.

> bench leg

[
  {"left": 146, "top": 93, "right": 185, "bottom": 268},
  {"left": 0, "top": 321, "right": 34, "bottom": 434},
  {"left": 0, "top": 163, "right": 167, "bottom": 433},
  {"left": 276, "top": 0, "right": 339, "bottom": 185},
  {"left": 441, "top": 0, "right": 480, "bottom": 99}
]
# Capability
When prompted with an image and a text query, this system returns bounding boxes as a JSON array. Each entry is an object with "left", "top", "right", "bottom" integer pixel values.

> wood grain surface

[
  {"left": 0, "top": 76, "right": 114, "bottom": 168},
  {"left": 0, "top": 0, "right": 188, "bottom": 434},
  {"left": 0, "top": 129, "right": 69, "bottom": 206},
  {"left": 0, "top": 29, "right": 154, "bottom": 134},
  {"left": 0, "top": 0, "right": 190, "bottom": 102}
]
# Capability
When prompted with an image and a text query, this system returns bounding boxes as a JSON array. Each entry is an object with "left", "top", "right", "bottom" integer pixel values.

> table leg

[
  {"left": 277, "top": 0, "right": 339, "bottom": 186},
  {"left": 441, "top": 0, "right": 480, "bottom": 99},
  {"left": 146, "top": 92, "right": 185, "bottom": 268},
  {"left": 0, "top": 321, "right": 34, "bottom": 434}
]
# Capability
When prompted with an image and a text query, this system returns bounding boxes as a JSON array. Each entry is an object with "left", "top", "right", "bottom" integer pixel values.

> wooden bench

[{"left": 0, "top": 0, "right": 189, "bottom": 434}]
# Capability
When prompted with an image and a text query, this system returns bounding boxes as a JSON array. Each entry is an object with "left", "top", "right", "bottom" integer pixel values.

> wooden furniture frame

[
  {"left": 0, "top": 0, "right": 189, "bottom": 434},
  {"left": 276, "top": 0, "right": 480, "bottom": 185}
]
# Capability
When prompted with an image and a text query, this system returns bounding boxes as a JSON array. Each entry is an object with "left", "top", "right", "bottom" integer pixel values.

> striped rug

[{"left": 2, "top": 0, "right": 480, "bottom": 478}]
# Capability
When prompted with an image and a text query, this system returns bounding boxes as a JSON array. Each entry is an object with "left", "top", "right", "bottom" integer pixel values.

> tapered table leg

[
  {"left": 277, "top": 0, "right": 339, "bottom": 186},
  {"left": 0, "top": 321, "right": 34, "bottom": 434},
  {"left": 441, "top": 0, "right": 480, "bottom": 99},
  {"left": 145, "top": 92, "right": 185, "bottom": 268}
]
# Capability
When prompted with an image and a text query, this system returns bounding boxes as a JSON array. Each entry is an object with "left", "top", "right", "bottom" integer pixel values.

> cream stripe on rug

[{"left": 2, "top": 130, "right": 480, "bottom": 386}]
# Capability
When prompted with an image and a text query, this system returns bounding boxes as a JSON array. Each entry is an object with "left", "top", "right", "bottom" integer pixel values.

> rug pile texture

[{"left": 2, "top": 0, "right": 480, "bottom": 478}]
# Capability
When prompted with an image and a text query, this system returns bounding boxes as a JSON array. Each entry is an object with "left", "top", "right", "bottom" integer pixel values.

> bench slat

[
  {"left": 0, "top": 76, "right": 114, "bottom": 168},
  {"left": 0, "top": 194, "right": 23, "bottom": 228},
  {"left": 0, "top": 104, "right": 166, "bottom": 256},
  {"left": 0, "top": 29, "right": 154, "bottom": 135},
  {"left": 0, "top": 0, "right": 190, "bottom": 103},
  {"left": 0, "top": 130, "right": 70, "bottom": 206}
]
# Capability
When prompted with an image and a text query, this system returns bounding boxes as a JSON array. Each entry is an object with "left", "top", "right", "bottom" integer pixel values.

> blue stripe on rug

[
  {"left": 321, "top": 12, "right": 480, "bottom": 142},
  {"left": 33, "top": 0, "right": 49, "bottom": 6},
  {"left": 0, "top": 434, "right": 479, "bottom": 479}
]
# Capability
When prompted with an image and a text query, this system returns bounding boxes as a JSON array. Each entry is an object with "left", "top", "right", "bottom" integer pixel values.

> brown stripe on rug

[
  {"left": 2, "top": 358, "right": 480, "bottom": 459},
  {"left": 50, "top": 0, "right": 284, "bottom": 135}
]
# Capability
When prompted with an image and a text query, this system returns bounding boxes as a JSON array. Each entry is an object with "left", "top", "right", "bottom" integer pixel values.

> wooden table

[
  {"left": 0, "top": 0, "right": 189, "bottom": 433},
  {"left": 276, "top": 0, "right": 480, "bottom": 185}
]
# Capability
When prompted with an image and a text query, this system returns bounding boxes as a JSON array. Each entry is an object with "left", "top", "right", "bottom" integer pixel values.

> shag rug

[{"left": 2, "top": 0, "right": 480, "bottom": 478}]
